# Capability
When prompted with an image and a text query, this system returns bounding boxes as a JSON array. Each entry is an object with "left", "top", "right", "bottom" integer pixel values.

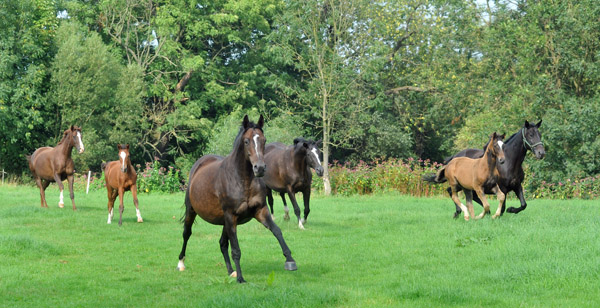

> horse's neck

[
  {"left": 55, "top": 136, "right": 74, "bottom": 158},
  {"left": 504, "top": 131, "right": 527, "bottom": 168},
  {"left": 291, "top": 148, "right": 308, "bottom": 173},
  {"left": 480, "top": 146, "right": 497, "bottom": 175},
  {"left": 228, "top": 145, "right": 254, "bottom": 185}
]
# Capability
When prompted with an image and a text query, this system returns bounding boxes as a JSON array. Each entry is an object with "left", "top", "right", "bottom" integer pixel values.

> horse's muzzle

[
  {"left": 253, "top": 163, "right": 266, "bottom": 177},
  {"left": 499, "top": 158, "right": 505, "bottom": 165},
  {"left": 535, "top": 147, "right": 546, "bottom": 159},
  {"left": 315, "top": 166, "right": 324, "bottom": 177}
]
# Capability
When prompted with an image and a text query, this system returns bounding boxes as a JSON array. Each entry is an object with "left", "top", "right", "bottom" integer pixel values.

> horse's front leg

[
  {"left": 53, "top": 173, "right": 65, "bottom": 208},
  {"left": 302, "top": 187, "right": 311, "bottom": 224},
  {"left": 280, "top": 192, "right": 290, "bottom": 221},
  {"left": 224, "top": 212, "right": 245, "bottom": 283},
  {"left": 507, "top": 185, "right": 527, "bottom": 214},
  {"left": 266, "top": 189, "right": 275, "bottom": 219},
  {"left": 107, "top": 187, "right": 117, "bottom": 224},
  {"left": 255, "top": 206, "right": 297, "bottom": 272},
  {"left": 117, "top": 187, "right": 125, "bottom": 226},
  {"left": 67, "top": 174, "right": 76, "bottom": 210},
  {"left": 492, "top": 185, "right": 506, "bottom": 219},
  {"left": 286, "top": 186, "right": 304, "bottom": 229},
  {"left": 131, "top": 184, "right": 143, "bottom": 223},
  {"left": 474, "top": 188, "right": 489, "bottom": 219}
]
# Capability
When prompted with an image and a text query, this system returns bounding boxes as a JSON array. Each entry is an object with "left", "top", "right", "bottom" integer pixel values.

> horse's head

[
  {"left": 117, "top": 144, "right": 131, "bottom": 173},
  {"left": 242, "top": 115, "right": 266, "bottom": 177},
  {"left": 294, "top": 138, "right": 324, "bottom": 177},
  {"left": 488, "top": 132, "right": 506, "bottom": 165},
  {"left": 68, "top": 125, "right": 85, "bottom": 154},
  {"left": 523, "top": 120, "right": 545, "bottom": 159}
]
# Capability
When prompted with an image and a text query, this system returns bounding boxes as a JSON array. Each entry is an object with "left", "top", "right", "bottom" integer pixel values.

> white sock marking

[
  {"left": 59, "top": 191, "right": 64, "bottom": 204},
  {"left": 177, "top": 258, "right": 185, "bottom": 271}
]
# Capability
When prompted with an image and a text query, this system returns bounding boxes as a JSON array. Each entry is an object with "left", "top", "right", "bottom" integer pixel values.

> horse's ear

[
  {"left": 70, "top": 125, "right": 75, "bottom": 131},
  {"left": 524, "top": 120, "right": 531, "bottom": 128},
  {"left": 126, "top": 144, "right": 130, "bottom": 149},
  {"left": 242, "top": 115, "right": 249, "bottom": 129},
  {"left": 536, "top": 119, "right": 542, "bottom": 127},
  {"left": 303, "top": 142, "right": 309, "bottom": 149},
  {"left": 293, "top": 138, "right": 301, "bottom": 145},
  {"left": 500, "top": 133, "right": 506, "bottom": 140},
  {"left": 117, "top": 144, "right": 122, "bottom": 150},
  {"left": 257, "top": 114, "right": 264, "bottom": 129}
]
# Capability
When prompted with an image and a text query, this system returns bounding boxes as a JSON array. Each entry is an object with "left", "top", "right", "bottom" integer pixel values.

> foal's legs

[
  {"left": 177, "top": 207, "right": 197, "bottom": 271},
  {"left": 53, "top": 173, "right": 65, "bottom": 208},
  {"left": 286, "top": 186, "right": 304, "bottom": 229},
  {"left": 131, "top": 184, "right": 143, "bottom": 223},
  {"left": 255, "top": 206, "right": 297, "bottom": 271},
  {"left": 474, "top": 188, "right": 490, "bottom": 219},
  {"left": 450, "top": 186, "right": 470, "bottom": 221},
  {"left": 67, "top": 174, "right": 77, "bottom": 210},
  {"left": 491, "top": 185, "right": 506, "bottom": 219},
  {"left": 107, "top": 187, "right": 117, "bottom": 224}
]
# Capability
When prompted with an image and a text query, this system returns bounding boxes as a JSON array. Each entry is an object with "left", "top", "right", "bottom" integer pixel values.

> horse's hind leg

[
  {"left": 35, "top": 177, "right": 49, "bottom": 207},
  {"left": 67, "top": 174, "right": 76, "bottom": 210},
  {"left": 131, "top": 184, "right": 143, "bottom": 222},
  {"left": 286, "top": 187, "right": 304, "bottom": 229},
  {"left": 266, "top": 189, "right": 275, "bottom": 219},
  {"left": 255, "top": 206, "right": 297, "bottom": 271},
  {"left": 279, "top": 192, "right": 290, "bottom": 221},
  {"left": 302, "top": 188, "right": 311, "bottom": 224},
  {"left": 450, "top": 187, "right": 469, "bottom": 221},
  {"left": 177, "top": 207, "right": 197, "bottom": 271},
  {"left": 219, "top": 227, "right": 235, "bottom": 277},
  {"left": 117, "top": 187, "right": 125, "bottom": 226},
  {"left": 449, "top": 187, "right": 462, "bottom": 219}
]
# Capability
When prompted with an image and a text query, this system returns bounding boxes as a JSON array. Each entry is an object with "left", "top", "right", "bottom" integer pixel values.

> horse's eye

[{"left": 244, "top": 139, "right": 249, "bottom": 145}]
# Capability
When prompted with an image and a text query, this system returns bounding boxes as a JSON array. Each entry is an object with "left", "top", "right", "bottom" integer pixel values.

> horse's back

[
  {"left": 186, "top": 155, "right": 226, "bottom": 225},
  {"left": 444, "top": 148, "right": 484, "bottom": 164},
  {"left": 263, "top": 145, "right": 290, "bottom": 192},
  {"left": 445, "top": 156, "right": 478, "bottom": 188},
  {"left": 29, "top": 147, "right": 57, "bottom": 179},
  {"left": 265, "top": 142, "right": 287, "bottom": 154}
]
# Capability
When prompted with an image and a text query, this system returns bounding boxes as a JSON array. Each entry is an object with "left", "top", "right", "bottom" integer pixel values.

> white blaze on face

[
  {"left": 497, "top": 140, "right": 504, "bottom": 149},
  {"left": 253, "top": 134, "right": 260, "bottom": 157},
  {"left": 77, "top": 132, "right": 84, "bottom": 153},
  {"left": 120, "top": 151, "right": 127, "bottom": 170},
  {"left": 311, "top": 148, "right": 321, "bottom": 166}
]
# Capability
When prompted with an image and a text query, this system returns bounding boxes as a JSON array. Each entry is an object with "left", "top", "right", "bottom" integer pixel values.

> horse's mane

[
  {"left": 504, "top": 130, "right": 520, "bottom": 145},
  {"left": 56, "top": 129, "right": 71, "bottom": 146}
]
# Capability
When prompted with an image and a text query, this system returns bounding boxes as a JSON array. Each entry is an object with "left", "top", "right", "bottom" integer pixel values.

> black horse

[
  {"left": 177, "top": 115, "right": 297, "bottom": 283},
  {"left": 263, "top": 138, "right": 324, "bottom": 229},
  {"left": 444, "top": 120, "right": 545, "bottom": 218}
]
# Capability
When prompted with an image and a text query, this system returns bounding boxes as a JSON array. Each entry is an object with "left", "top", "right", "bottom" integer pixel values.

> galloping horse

[
  {"left": 28, "top": 125, "right": 85, "bottom": 210},
  {"left": 177, "top": 115, "right": 297, "bottom": 283},
  {"left": 263, "top": 138, "right": 324, "bottom": 229},
  {"left": 425, "top": 132, "right": 506, "bottom": 220},
  {"left": 444, "top": 120, "right": 545, "bottom": 218},
  {"left": 102, "top": 144, "right": 143, "bottom": 226}
]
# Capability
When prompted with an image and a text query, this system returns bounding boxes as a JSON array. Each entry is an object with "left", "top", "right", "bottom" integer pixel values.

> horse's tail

[
  {"left": 422, "top": 167, "right": 447, "bottom": 184},
  {"left": 443, "top": 155, "right": 454, "bottom": 165},
  {"left": 25, "top": 154, "right": 33, "bottom": 172},
  {"left": 101, "top": 162, "right": 107, "bottom": 171}
]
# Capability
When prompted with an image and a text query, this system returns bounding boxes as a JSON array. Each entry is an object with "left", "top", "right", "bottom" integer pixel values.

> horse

[
  {"left": 28, "top": 125, "right": 85, "bottom": 210},
  {"left": 263, "top": 138, "right": 324, "bottom": 229},
  {"left": 102, "top": 144, "right": 143, "bottom": 226},
  {"left": 424, "top": 132, "right": 506, "bottom": 220},
  {"left": 176, "top": 115, "right": 297, "bottom": 283},
  {"left": 444, "top": 120, "right": 545, "bottom": 218}
]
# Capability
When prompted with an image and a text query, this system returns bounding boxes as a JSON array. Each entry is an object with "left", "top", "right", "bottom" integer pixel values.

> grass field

[{"left": 1, "top": 185, "right": 599, "bottom": 307}]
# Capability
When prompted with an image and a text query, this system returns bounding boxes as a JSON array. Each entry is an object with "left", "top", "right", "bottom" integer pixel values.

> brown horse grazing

[
  {"left": 28, "top": 125, "right": 85, "bottom": 210},
  {"left": 263, "top": 138, "right": 324, "bottom": 229},
  {"left": 177, "top": 115, "right": 297, "bottom": 283},
  {"left": 427, "top": 132, "right": 506, "bottom": 220},
  {"left": 102, "top": 144, "right": 142, "bottom": 226}
]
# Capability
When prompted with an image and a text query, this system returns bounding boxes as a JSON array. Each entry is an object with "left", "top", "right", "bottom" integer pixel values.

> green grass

[{"left": 1, "top": 185, "right": 599, "bottom": 307}]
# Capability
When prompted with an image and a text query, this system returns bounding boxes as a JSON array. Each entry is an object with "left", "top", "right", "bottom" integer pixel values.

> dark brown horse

[
  {"left": 102, "top": 144, "right": 142, "bottom": 226},
  {"left": 28, "top": 125, "right": 85, "bottom": 210},
  {"left": 263, "top": 138, "right": 324, "bottom": 229},
  {"left": 177, "top": 115, "right": 297, "bottom": 283},
  {"left": 425, "top": 132, "right": 506, "bottom": 220}
]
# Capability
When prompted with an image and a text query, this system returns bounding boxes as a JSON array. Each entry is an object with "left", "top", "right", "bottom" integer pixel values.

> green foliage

[{"left": 136, "top": 160, "right": 184, "bottom": 193}]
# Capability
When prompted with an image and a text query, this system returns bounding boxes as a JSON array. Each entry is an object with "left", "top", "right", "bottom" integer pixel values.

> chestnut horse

[
  {"left": 263, "top": 138, "right": 324, "bottom": 229},
  {"left": 102, "top": 144, "right": 143, "bottom": 226},
  {"left": 177, "top": 115, "right": 297, "bottom": 283},
  {"left": 28, "top": 125, "right": 85, "bottom": 210},
  {"left": 425, "top": 132, "right": 506, "bottom": 220}
]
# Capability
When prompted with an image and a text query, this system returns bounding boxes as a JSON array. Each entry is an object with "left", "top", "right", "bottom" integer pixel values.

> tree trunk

[{"left": 322, "top": 90, "right": 332, "bottom": 195}]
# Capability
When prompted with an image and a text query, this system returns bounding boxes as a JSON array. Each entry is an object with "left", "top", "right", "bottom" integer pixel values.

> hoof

[
  {"left": 58, "top": 202, "right": 65, "bottom": 208},
  {"left": 177, "top": 259, "right": 185, "bottom": 271},
  {"left": 284, "top": 214, "right": 290, "bottom": 221},
  {"left": 137, "top": 218, "right": 143, "bottom": 223},
  {"left": 284, "top": 261, "right": 297, "bottom": 271},
  {"left": 230, "top": 271, "right": 237, "bottom": 278},
  {"left": 271, "top": 214, "right": 276, "bottom": 221},
  {"left": 492, "top": 214, "right": 499, "bottom": 219},
  {"left": 464, "top": 216, "right": 469, "bottom": 221}
]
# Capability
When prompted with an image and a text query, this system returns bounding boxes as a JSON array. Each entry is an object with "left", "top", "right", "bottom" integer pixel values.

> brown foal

[{"left": 103, "top": 144, "right": 142, "bottom": 226}]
